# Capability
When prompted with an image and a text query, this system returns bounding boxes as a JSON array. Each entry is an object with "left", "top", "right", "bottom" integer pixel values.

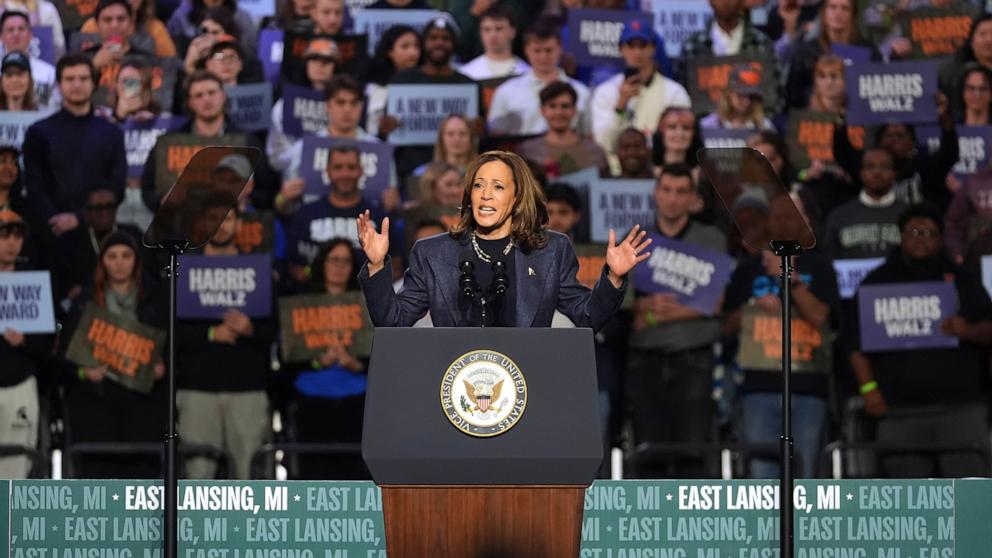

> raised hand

[
  {"left": 357, "top": 209, "right": 390, "bottom": 275},
  {"left": 606, "top": 224, "right": 652, "bottom": 285}
]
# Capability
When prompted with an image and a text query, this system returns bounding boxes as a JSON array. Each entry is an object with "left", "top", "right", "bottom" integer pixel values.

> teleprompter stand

[
  {"left": 699, "top": 148, "right": 817, "bottom": 558},
  {"left": 142, "top": 147, "right": 261, "bottom": 558}
]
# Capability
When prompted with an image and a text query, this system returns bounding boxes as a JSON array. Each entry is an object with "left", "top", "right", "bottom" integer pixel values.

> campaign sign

[
  {"left": 177, "top": 254, "right": 272, "bottom": 319},
  {"left": 833, "top": 258, "right": 885, "bottom": 299},
  {"left": 300, "top": 137, "right": 394, "bottom": 204},
  {"left": 258, "top": 29, "right": 284, "bottom": 84},
  {"left": 739, "top": 305, "right": 831, "bottom": 372},
  {"left": 65, "top": 303, "right": 165, "bottom": 394},
  {"left": 567, "top": 8, "right": 654, "bottom": 67},
  {"left": 278, "top": 292, "right": 373, "bottom": 362},
  {"left": 899, "top": 6, "right": 977, "bottom": 59},
  {"left": 0, "top": 272, "right": 55, "bottom": 334},
  {"left": 831, "top": 44, "right": 872, "bottom": 65},
  {"left": 915, "top": 125, "right": 992, "bottom": 176},
  {"left": 121, "top": 115, "right": 187, "bottom": 178},
  {"left": 588, "top": 178, "right": 655, "bottom": 243},
  {"left": 644, "top": 0, "right": 712, "bottom": 58},
  {"left": 281, "top": 32, "right": 369, "bottom": 85},
  {"left": 152, "top": 133, "right": 248, "bottom": 195},
  {"left": 239, "top": 0, "right": 276, "bottom": 23},
  {"left": 556, "top": 166, "right": 599, "bottom": 241},
  {"left": 686, "top": 53, "right": 779, "bottom": 114},
  {"left": 857, "top": 281, "right": 959, "bottom": 352},
  {"left": 32, "top": 27, "right": 56, "bottom": 65},
  {"left": 385, "top": 83, "right": 479, "bottom": 146},
  {"left": 235, "top": 211, "right": 275, "bottom": 254},
  {"left": 225, "top": 83, "right": 273, "bottom": 132},
  {"left": 282, "top": 84, "right": 328, "bottom": 137},
  {"left": 478, "top": 75, "right": 513, "bottom": 120},
  {"left": 787, "top": 111, "right": 839, "bottom": 170},
  {"left": 845, "top": 61, "right": 939, "bottom": 126},
  {"left": 0, "top": 111, "right": 49, "bottom": 150},
  {"left": 352, "top": 9, "right": 439, "bottom": 55},
  {"left": 700, "top": 128, "right": 753, "bottom": 149},
  {"left": 52, "top": 0, "right": 98, "bottom": 30},
  {"left": 632, "top": 234, "right": 733, "bottom": 315}
]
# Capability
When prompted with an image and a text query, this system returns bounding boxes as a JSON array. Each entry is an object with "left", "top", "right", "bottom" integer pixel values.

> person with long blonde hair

[
  {"left": 808, "top": 54, "right": 845, "bottom": 114},
  {"left": 412, "top": 114, "right": 478, "bottom": 177},
  {"left": 357, "top": 150, "right": 651, "bottom": 329},
  {"left": 700, "top": 64, "right": 775, "bottom": 131}
]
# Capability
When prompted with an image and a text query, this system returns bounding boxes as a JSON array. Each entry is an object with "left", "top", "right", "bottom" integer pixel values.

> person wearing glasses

[
  {"left": 59, "top": 188, "right": 143, "bottom": 303},
  {"left": 849, "top": 204, "right": 992, "bottom": 478}
]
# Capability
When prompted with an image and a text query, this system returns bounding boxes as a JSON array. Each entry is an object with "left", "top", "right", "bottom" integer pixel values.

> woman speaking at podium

[{"left": 356, "top": 150, "right": 652, "bottom": 329}]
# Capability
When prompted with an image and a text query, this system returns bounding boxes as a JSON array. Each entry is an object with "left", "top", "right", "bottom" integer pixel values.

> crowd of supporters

[{"left": 0, "top": 0, "right": 990, "bottom": 481}]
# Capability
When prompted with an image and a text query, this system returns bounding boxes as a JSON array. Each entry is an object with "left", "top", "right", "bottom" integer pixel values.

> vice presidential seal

[{"left": 440, "top": 349, "right": 527, "bottom": 437}]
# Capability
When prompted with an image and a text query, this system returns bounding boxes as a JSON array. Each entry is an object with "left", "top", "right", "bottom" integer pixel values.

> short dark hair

[
  {"left": 0, "top": 11, "right": 29, "bottom": 30},
  {"left": 539, "top": 81, "right": 576, "bottom": 106},
  {"left": 184, "top": 69, "right": 224, "bottom": 95},
  {"left": 523, "top": 17, "right": 561, "bottom": 45},
  {"left": 56, "top": 54, "right": 97, "bottom": 84},
  {"left": 94, "top": 0, "right": 132, "bottom": 19},
  {"left": 544, "top": 182, "right": 581, "bottom": 213},
  {"left": 660, "top": 163, "right": 694, "bottom": 182},
  {"left": 328, "top": 144, "right": 361, "bottom": 163},
  {"left": 324, "top": 75, "right": 362, "bottom": 102},
  {"left": 863, "top": 146, "right": 895, "bottom": 166},
  {"left": 898, "top": 203, "right": 944, "bottom": 233},
  {"left": 479, "top": 4, "right": 514, "bottom": 27}
]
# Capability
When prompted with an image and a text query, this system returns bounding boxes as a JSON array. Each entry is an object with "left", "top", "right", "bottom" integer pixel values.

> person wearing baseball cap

[
  {"left": 699, "top": 63, "right": 774, "bottom": 130},
  {"left": 591, "top": 19, "right": 691, "bottom": 174},
  {"left": 0, "top": 11, "right": 59, "bottom": 110},
  {"left": 0, "top": 52, "right": 36, "bottom": 111}
]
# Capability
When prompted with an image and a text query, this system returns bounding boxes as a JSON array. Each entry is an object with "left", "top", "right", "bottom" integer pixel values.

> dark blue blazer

[{"left": 358, "top": 231, "right": 626, "bottom": 331}]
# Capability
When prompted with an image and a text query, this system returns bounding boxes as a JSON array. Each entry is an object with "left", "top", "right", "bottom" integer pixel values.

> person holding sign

[
  {"left": 0, "top": 209, "right": 53, "bottom": 477},
  {"left": 628, "top": 165, "right": 727, "bottom": 477},
  {"left": 849, "top": 204, "right": 992, "bottom": 478},
  {"left": 286, "top": 238, "right": 369, "bottom": 479},
  {"left": 365, "top": 25, "right": 421, "bottom": 137},
  {"left": 591, "top": 20, "right": 690, "bottom": 173},
  {"left": 722, "top": 198, "right": 840, "bottom": 479},
  {"left": 357, "top": 150, "right": 651, "bottom": 329},
  {"left": 175, "top": 208, "right": 276, "bottom": 480},
  {"left": 60, "top": 231, "right": 167, "bottom": 478}
]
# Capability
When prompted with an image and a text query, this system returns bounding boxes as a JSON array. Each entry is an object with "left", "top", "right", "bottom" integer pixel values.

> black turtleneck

[{"left": 467, "top": 236, "right": 517, "bottom": 327}]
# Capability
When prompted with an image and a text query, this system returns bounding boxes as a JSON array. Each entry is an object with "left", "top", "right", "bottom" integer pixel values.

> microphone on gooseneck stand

[
  {"left": 459, "top": 259, "right": 477, "bottom": 299},
  {"left": 491, "top": 260, "right": 509, "bottom": 296}
]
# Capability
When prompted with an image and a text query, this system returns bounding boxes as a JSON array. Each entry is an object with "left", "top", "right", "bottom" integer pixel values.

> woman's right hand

[{"left": 357, "top": 210, "right": 389, "bottom": 275}]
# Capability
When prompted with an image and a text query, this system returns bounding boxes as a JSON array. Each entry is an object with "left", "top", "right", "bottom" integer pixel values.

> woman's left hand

[{"left": 605, "top": 224, "right": 652, "bottom": 286}]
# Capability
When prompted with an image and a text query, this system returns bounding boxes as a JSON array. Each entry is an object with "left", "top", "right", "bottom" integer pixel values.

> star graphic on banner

[
  {"left": 51, "top": 525, "right": 58, "bottom": 532},
  {"left": 293, "top": 494, "right": 301, "bottom": 502},
  {"left": 846, "top": 493, "right": 854, "bottom": 501},
  {"left": 112, "top": 493, "right": 120, "bottom": 501},
  {"left": 234, "top": 526, "right": 240, "bottom": 532},
  {"left": 605, "top": 525, "right": 613, "bottom": 533},
  {"left": 666, "top": 493, "right": 673, "bottom": 501}
]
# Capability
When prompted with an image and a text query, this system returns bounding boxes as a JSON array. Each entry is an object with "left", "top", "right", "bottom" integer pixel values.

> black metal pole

[
  {"left": 779, "top": 252, "right": 794, "bottom": 558},
  {"left": 164, "top": 249, "right": 182, "bottom": 558}
]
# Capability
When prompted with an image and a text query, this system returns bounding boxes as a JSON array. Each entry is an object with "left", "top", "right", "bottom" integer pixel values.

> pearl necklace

[{"left": 471, "top": 232, "right": 513, "bottom": 263}]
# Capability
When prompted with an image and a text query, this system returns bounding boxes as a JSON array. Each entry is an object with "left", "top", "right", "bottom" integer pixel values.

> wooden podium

[{"left": 363, "top": 328, "right": 603, "bottom": 558}]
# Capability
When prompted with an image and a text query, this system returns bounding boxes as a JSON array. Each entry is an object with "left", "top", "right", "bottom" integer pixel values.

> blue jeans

[{"left": 741, "top": 392, "right": 827, "bottom": 479}]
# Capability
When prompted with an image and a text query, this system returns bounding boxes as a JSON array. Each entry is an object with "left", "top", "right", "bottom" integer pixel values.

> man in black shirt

[
  {"left": 23, "top": 54, "right": 126, "bottom": 237},
  {"left": 849, "top": 204, "right": 992, "bottom": 478}
]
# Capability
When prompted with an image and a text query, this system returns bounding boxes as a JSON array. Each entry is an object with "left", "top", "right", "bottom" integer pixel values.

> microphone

[
  {"left": 459, "top": 259, "right": 477, "bottom": 299},
  {"left": 492, "top": 260, "right": 509, "bottom": 296}
]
